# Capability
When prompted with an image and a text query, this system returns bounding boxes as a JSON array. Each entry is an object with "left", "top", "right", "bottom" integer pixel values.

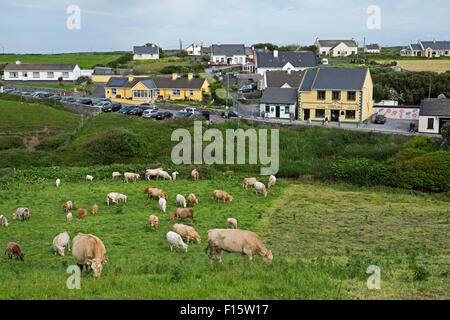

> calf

[
  {"left": 61, "top": 201, "right": 73, "bottom": 212},
  {"left": 86, "top": 175, "right": 94, "bottom": 182},
  {"left": 53, "top": 232, "right": 71, "bottom": 256},
  {"left": 5, "top": 242, "right": 25, "bottom": 261},
  {"left": 166, "top": 231, "right": 188, "bottom": 252},
  {"left": 187, "top": 193, "right": 198, "bottom": 206},
  {"left": 149, "top": 215, "right": 159, "bottom": 230},
  {"left": 92, "top": 204, "right": 98, "bottom": 215},
  {"left": 78, "top": 208, "right": 87, "bottom": 219},
  {"left": 0, "top": 215, "right": 8, "bottom": 227},
  {"left": 213, "top": 190, "right": 233, "bottom": 203},
  {"left": 176, "top": 194, "right": 187, "bottom": 208}
]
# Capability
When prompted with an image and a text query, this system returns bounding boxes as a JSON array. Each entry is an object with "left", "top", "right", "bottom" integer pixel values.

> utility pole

[{"left": 179, "top": 39, "right": 182, "bottom": 51}]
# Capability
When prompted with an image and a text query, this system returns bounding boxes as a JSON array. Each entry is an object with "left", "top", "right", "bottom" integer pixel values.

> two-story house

[
  {"left": 186, "top": 43, "right": 202, "bottom": 56},
  {"left": 315, "top": 38, "right": 358, "bottom": 57},
  {"left": 210, "top": 44, "right": 246, "bottom": 65},
  {"left": 299, "top": 67, "right": 373, "bottom": 123}
]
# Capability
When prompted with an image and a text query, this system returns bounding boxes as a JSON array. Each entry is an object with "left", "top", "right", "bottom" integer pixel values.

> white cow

[
  {"left": 53, "top": 232, "right": 71, "bottom": 256},
  {"left": 86, "top": 175, "right": 94, "bottom": 182},
  {"left": 166, "top": 231, "right": 188, "bottom": 252},
  {"left": 159, "top": 197, "right": 167, "bottom": 213},
  {"left": 56, "top": 178, "right": 61, "bottom": 187},
  {"left": 176, "top": 194, "right": 187, "bottom": 208},
  {"left": 171, "top": 171, "right": 179, "bottom": 181}
]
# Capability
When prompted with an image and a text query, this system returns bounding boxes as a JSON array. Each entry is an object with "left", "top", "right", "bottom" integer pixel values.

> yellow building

[
  {"left": 104, "top": 73, "right": 210, "bottom": 105},
  {"left": 299, "top": 67, "right": 373, "bottom": 123}
]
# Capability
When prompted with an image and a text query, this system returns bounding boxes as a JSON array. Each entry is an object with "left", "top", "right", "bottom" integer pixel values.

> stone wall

[
  {"left": 61, "top": 102, "right": 102, "bottom": 117},
  {"left": 154, "top": 103, "right": 224, "bottom": 116},
  {"left": 4, "top": 84, "right": 83, "bottom": 98}
]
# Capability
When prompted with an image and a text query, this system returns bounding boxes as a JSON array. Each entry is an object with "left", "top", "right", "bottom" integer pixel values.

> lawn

[
  {"left": 7, "top": 82, "right": 79, "bottom": 91},
  {"left": 386, "top": 60, "right": 450, "bottom": 73},
  {"left": 0, "top": 176, "right": 448, "bottom": 299},
  {"left": 131, "top": 57, "right": 197, "bottom": 75},
  {"left": 0, "top": 53, "right": 124, "bottom": 69}
]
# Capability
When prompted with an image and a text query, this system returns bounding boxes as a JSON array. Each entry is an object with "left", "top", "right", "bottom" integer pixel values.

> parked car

[
  {"left": 49, "top": 95, "right": 63, "bottom": 100},
  {"left": 321, "top": 58, "right": 329, "bottom": 65},
  {"left": 191, "top": 111, "right": 210, "bottom": 120},
  {"left": 128, "top": 107, "right": 144, "bottom": 116},
  {"left": 238, "top": 85, "right": 253, "bottom": 93},
  {"left": 32, "top": 92, "right": 53, "bottom": 98},
  {"left": 142, "top": 109, "right": 159, "bottom": 119},
  {"left": 95, "top": 98, "right": 111, "bottom": 103},
  {"left": 221, "top": 110, "right": 239, "bottom": 118},
  {"left": 174, "top": 110, "right": 193, "bottom": 119},
  {"left": 102, "top": 102, "right": 122, "bottom": 112},
  {"left": 139, "top": 102, "right": 158, "bottom": 110},
  {"left": 21, "top": 92, "right": 33, "bottom": 96},
  {"left": 374, "top": 115, "right": 387, "bottom": 124},
  {"left": 61, "top": 96, "right": 76, "bottom": 103},
  {"left": 155, "top": 110, "right": 173, "bottom": 120},
  {"left": 183, "top": 107, "right": 197, "bottom": 114},
  {"left": 10, "top": 90, "right": 23, "bottom": 95},
  {"left": 94, "top": 100, "right": 111, "bottom": 107},
  {"left": 76, "top": 98, "right": 93, "bottom": 105},
  {"left": 117, "top": 105, "right": 135, "bottom": 114},
  {"left": 3, "top": 89, "right": 14, "bottom": 93}
]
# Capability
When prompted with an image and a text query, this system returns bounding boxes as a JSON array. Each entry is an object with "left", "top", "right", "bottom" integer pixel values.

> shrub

[
  {"left": 75, "top": 76, "right": 93, "bottom": 86},
  {"left": 331, "top": 158, "right": 390, "bottom": 186},
  {"left": 441, "top": 122, "right": 450, "bottom": 149},
  {"left": 0, "top": 136, "right": 25, "bottom": 151},
  {"left": 403, "top": 135, "right": 439, "bottom": 152},
  {"left": 106, "top": 52, "right": 133, "bottom": 68}
]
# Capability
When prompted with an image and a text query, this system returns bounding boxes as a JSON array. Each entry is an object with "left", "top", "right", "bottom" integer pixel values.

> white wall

[
  {"left": 133, "top": 53, "right": 159, "bottom": 60},
  {"left": 374, "top": 106, "right": 419, "bottom": 120},
  {"left": 330, "top": 43, "right": 357, "bottom": 56},
  {"left": 259, "top": 103, "right": 295, "bottom": 119},
  {"left": 419, "top": 116, "right": 440, "bottom": 134},
  {"left": 211, "top": 54, "right": 246, "bottom": 65},
  {"left": 5, "top": 66, "right": 80, "bottom": 81}
]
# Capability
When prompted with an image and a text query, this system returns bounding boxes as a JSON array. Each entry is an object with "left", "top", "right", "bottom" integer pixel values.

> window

[
  {"left": 172, "top": 89, "right": 180, "bottom": 96},
  {"left": 427, "top": 118, "right": 434, "bottom": 129},
  {"left": 265, "top": 105, "right": 270, "bottom": 113},
  {"left": 189, "top": 90, "right": 194, "bottom": 97},
  {"left": 322, "top": 51, "right": 326, "bottom": 55},
  {"left": 156, "top": 89, "right": 160, "bottom": 96},
  {"left": 332, "top": 91, "right": 341, "bottom": 100},
  {"left": 345, "top": 110, "right": 356, "bottom": 119},
  {"left": 23, "top": 72, "right": 28, "bottom": 77},
  {"left": 111, "top": 88, "right": 116, "bottom": 95},
  {"left": 347, "top": 91, "right": 356, "bottom": 101},
  {"left": 9, "top": 72, "right": 18, "bottom": 78},
  {"left": 352, "top": 51, "right": 355, "bottom": 55},
  {"left": 285, "top": 107, "right": 290, "bottom": 114},
  {"left": 315, "top": 109, "right": 325, "bottom": 118},
  {"left": 317, "top": 91, "right": 326, "bottom": 100},
  {"left": 62, "top": 72, "right": 69, "bottom": 78},
  {"left": 33, "top": 72, "right": 40, "bottom": 78},
  {"left": 47, "top": 72, "right": 54, "bottom": 78},
  {"left": 133, "top": 90, "right": 149, "bottom": 98}
]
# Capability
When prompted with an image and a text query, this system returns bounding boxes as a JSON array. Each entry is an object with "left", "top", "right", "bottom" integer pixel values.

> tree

[
  {"left": 177, "top": 50, "right": 188, "bottom": 58},
  {"left": 441, "top": 122, "right": 450, "bottom": 150},
  {"left": 58, "top": 76, "right": 64, "bottom": 87},
  {"left": 251, "top": 43, "right": 279, "bottom": 51}
]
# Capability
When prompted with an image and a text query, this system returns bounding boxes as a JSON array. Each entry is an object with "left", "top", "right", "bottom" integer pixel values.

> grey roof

[
  {"left": 419, "top": 98, "right": 450, "bottom": 116},
  {"left": 133, "top": 45, "right": 159, "bottom": 55},
  {"left": 266, "top": 70, "right": 305, "bottom": 88},
  {"left": 256, "top": 51, "right": 317, "bottom": 69},
  {"left": 410, "top": 44, "right": 421, "bottom": 51},
  {"left": 365, "top": 44, "right": 381, "bottom": 50},
  {"left": 420, "top": 41, "right": 450, "bottom": 50},
  {"left": 93, "top": 66, "right": 113, "bottom": 75},
  {"left": 138, "top": 79, "right": 157, "bottom": 89},
  {"left": 201, "top": 46, "right": 211, "bottom": 55},
  {"left": 245, "top": 47, "right": 253, "bottom": 55},
  {"left": 106, "top": 75, "right": 207, "bottom": 90},
  {"left": 4, "top": 63, "right": 77, "bottom": 71},
  {"left": 317, "top": 40, "right": 358, "bottom": 48},
  {"left": 300, "top": 68, "right": 368, "bottom": 91},
  {"left": 211, "top": 44, "right": 246, "bottom": 57},
  {"left": 260, "top": 87, "right": 298, "bottom": 104}
]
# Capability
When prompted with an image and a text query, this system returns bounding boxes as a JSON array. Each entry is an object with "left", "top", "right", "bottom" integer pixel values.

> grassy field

[
  {"left": 7, "top": 82, "right": 80, "bottom": 90},
  {"left": 382, "top": 60, "right": 450, "bottom": 73},
  {"left": 131, "top": 57, "right": 197, "bottom": 75},
  {"left": 0, "top": 53, "right": 124, "bottom": 69},
  {"left": 0, "top": 176, "right": 448, "bottom": 299}
]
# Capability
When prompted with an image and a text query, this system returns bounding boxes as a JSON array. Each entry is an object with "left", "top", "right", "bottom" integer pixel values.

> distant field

[
  {"left": 131, "top": 57, "right": 194, "bottom": 75},
  {"left": 394, "top": 60, "right": 450, "bottom": 73},
  {"left": 0, "top": 53, "right": 124, "bottom": 69}
]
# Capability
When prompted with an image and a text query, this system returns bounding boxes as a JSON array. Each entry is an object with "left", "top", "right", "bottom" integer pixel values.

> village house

[
  {"left": 133, "top": 45, "right": 159, "bottom": 60},
  {"left": 186, "top": 43, "right": 202, "bottom": 56},
  {"left": 262, "top": 70, "right": 305, "bottom": 90},
  {"left": 406, "top": 40, "right": 450, "bottom": 58},
  {"left": 210, "top": 44, "right": 246, "bottom": 65},
  {"left": 418, "top": 98, "right": 450, "bottom": 134},
  {"left": 364, "top": 43, "right": 381, "bottom": 53},
  {"left": 104, "top": 73, "right": 210, "bottom": 104},
  {"left": 3, "top": 62, "right": 81, "bottom": 82},
  {"left": 299, "top": 67, "right": 373, "bottom": 123},
  {"left": 259, "top": 87, "right": 299, "bottom": 120},
  {"left": 315, "top": 38, "right": 358, "bottom": 57}
]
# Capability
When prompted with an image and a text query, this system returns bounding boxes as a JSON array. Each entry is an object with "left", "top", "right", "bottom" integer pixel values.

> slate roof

[
  {"left": 133, "top": 45, "right": 159, "bottom": 55},
  {"left": 266, "top": 70, "right": 305, "bottom": 88},
  {"left": 4, "top": 63, "right": 78, "bottom": 71},
  {"left": 419, "top": 98, "right": 450, "bottom": 116},
  {"left": 93, "top": 67, "right": 113, "bottom": 75},
  {"left": 317, "top": 40, "right": 358, "bottom": 48},
  {"left": 201, "top": 46, "right": 211, "bottom": 55},
  {"left": 299, "top": 68, "right": 368, "bottom": 91},
  {"left": 260, "top": 87, "right": 298, "bottom": 104},
  {"left": 256, "top": 51, "right": 317, "bottom": 69},
  {"left": 365, "top": 44, "right": 381, "bottom": 50},
  {"left": 211, "top": 44, "right": 246, "bottom": 57},
  {"left": 106, "top": 76, "right": 207, "bottom": 90},
  {"left": 410, "top": 43, "right": 421, "bottom": 51},
  {"left": 420, "top": 41, "right": 450, "bottom": 50}
]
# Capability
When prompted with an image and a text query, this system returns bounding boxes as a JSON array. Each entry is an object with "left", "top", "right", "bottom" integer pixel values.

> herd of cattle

[{"left": 2, "top": 168, "right": 276, "bottom": 278}]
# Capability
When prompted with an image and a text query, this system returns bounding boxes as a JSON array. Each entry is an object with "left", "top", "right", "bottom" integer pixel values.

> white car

[
  {"left": 142, "top": 109, "right": 159, "bottom": 119},
  {"left": 321, "top": 58, "right": 329, "bottom": 65},
  {"left": 183, "top": 107, "right": 197, "bottom": 114}
]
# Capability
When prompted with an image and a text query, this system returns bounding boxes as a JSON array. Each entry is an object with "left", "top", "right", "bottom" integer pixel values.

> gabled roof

[
  {"left": 106, "top": 76, "right": 207, "bottom": 90},
  {"left": 133, "top": 45, "right": 159, "bottom": 55},
  {"left": 136, "top": 79, "right": 157, "bottom": 90},
  {"left": 260, "top": 87, "right": 298, "bottom": 104},
  {"left": 201, "top": 46, "right": 211, "bottom": 55},
  {"left": 365, "top": 44, "right": 381, "bottom": 50},
  {"left": 266, "top": 70, "right": 305, "bottom": 88},
  {"left": 256, "top": 51, "right": 317, "bottom": 69},
  {"left": 420, "top": 41, "right": 450, "bottom": 50},
  {"left": 317, "top": 40, "right": 358, "bottom": 48},
  {"left": 4, "top": 63, "right": 78, "bottom": 71},
  {"left": 419, "top": 98, "right": 450, "bottom": 116},
  {"left": 211, "top": 44, "right": 246, "bottom": 57},
  {"left": 300, "top": 68, "right": 368, "bottom": 91},
  {"left": 409, "top": 43, "right": 421, "bottom": 51}
]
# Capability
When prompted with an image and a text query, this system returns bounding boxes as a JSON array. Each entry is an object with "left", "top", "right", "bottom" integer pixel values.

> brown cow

[
  {"left": 78, "top": 208, "right": 87, "bottom": 219},
  {"left": 72, "top": 233, "right": 107, "bottom": 277},
  {"left": 5, "top": 242, "right": 25, "bottom": 261},
  {"left": 91, "top": 204, "right": 98, "bottom": 215},
  {"left": 213, "top": 190, "right": 233, "bottom": 203},
  {"left": 170, "top": 208, "right": 194, "bottom": 223}
]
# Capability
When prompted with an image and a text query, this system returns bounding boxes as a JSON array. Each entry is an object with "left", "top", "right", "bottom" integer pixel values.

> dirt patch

[{"left": 23, "top": 135, "right": 40, "bottom": 151}]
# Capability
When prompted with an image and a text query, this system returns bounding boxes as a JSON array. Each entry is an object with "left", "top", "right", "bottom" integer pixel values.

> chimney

[
  {"left": 172, "top": 73, "right": 178, "bottom": 80},
  {"left": 188, "top": 73, "right": 193, "bottom": 80},
  {"left": 128, "top": 75, "right": 134, "bottom": 81},
  {"left": 273, "top": 50, "right": 278, "bottom": 58}
]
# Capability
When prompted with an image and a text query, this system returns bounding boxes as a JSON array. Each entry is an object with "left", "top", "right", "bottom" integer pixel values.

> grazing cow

[
  {"left": 213, "top": 190, "right": 233, "bottom": 203},
  {"left": 118, "top": 194, "right": 128, "bottom": 203},
  {"left": 124, "top": 172, "right": 140, "bottom": 183},
  {"left": 0, "top": 215, "right": 8, "bottom": 227},
  {"left": 5, "top": 242, "right": 25, "bottom": 261},
  {"left": 66, "top": 212, "right": 73, "bottom": 222},
  {"left": 78, "top": 208, "right": 87, "bottom": 219},
  {"left": 61, "top": 201, "right": 73, "bottom": 212},
  {"left": 149, "top": 215, "right": 159, "bottom": 230},
  {"left": 176, "top": 194, "right": 187, "bottom": 208},
  {"left": 268, "top": 175, "right": 276, "bottom": 188},
  {"left": 191, "top": 169, "right": 199, "bottom": 181},
  {"left": 254, "top": 181, "right": 267, "bottom": 197},
  {"left": 157, "top": 170, "right": 172, "bottom": 181},
  {"left": 72, "top": 233, "right": 108, "bottom": 277},
  {"left": 166, "top": 231, "right": 188, "bottom": 252},
  {"left": 158, "top": 197, "right": 166, "bottom": 213},
  {"left": 204, "top": 229, "right": 273, "bottom": 264},
  {"left": 106, "top": 192, "right": 121, "bottom": 206},
  {"left": 92, "top": 204, "right": 98, "bottom": 215},
  {"left": 187, "top": 193, "right": 198, "bottom": 206},
  {"left": 13, "top": 208, "right": 29, "bottom": 221},
  {"left": 145, "top": 187, "right": 168, "bottom": 200},
  {"left": 242, "top": 177, "right": 257, "bottom": 189},
  {"left": 53, "top": 232, "right": 71, "bottom": 256},
  {"left": 171, "top": 171, "right": 179, "bottom": 181},
  {"left": 86, "top": 175, "right": 94, "bottom": 182},
  {"left": 225, "top": 218, "right": 237, "bottom": 229},
  {"left": 112, "top": 172, "right": 121, "bottom": 179},
  {"left": 173, "top": 224, "right": 201, "bottom": 244},
  {"left": 56, "top": 178, "right": 61, "bottom": 187},
  {"left": 170, "top": 208, "right": 194, "bottom": 223},
  {"left": 145, "top": 168, "right": 162, "bottom": 181}
]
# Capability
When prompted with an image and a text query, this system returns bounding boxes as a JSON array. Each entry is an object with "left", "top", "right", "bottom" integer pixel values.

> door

[
  {"left": 331, "top": 110, "right": 339, "bottom": 122},
  {"left": 275, "top": 106, "right": 280, "bottom": 118},
  {"left": 304, "top": 109, "right": 310, "bottom": 120}
]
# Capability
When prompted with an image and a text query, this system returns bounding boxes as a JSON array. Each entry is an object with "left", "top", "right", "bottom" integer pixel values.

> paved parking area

[{"left": 365, "top": 119, "right": 418, "bottom": 133}]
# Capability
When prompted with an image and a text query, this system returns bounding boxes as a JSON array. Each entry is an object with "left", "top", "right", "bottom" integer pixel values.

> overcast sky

[{"left": 0, "top": 0, "right": 449, "bottom": 53}]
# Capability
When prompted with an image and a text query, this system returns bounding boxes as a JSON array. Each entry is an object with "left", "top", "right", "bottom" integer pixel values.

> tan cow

[
  {"left": 72, "top": 233, "right": 108, "bottom": 277},
  {"left": 187, "top": 193, "right": 198, "bottom": 206},
  {"left": 124, "top": 172, "right": 140, "bottom": 183},
  {"left": 242, "top": 177, "right": 257, "bottom": 189},
  {"left": 191, "top": 169, "right": 199, "bottom": 181},
  {"left": 213, "top": 190, "right": 233, "bottom": 203},
  {"left": 145, "top": 168, "right": 163, "bottom": 180},
  {"left": 204, "top": 229, "right": 273, "bottom": 264},
  {"left": 144, "top": 187, "right": 168, "bottom": 200},
  {"left": 173, "top": 224, "right": 201, "bottom": 244}
]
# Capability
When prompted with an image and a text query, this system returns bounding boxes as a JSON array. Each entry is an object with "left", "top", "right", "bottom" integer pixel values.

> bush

[
  {"left": 0, "top": 136, "right": 25, "bottom": 151},
  {"left": 441, "top": 122, "right": 450, "bottom": 149},
  {"left": 403, "top": 135, "right": 439, "bottom": 152},
  {"left": 331, "top": 158, "right": 390, "bottom": 186},
  {"left": 75, "top": 76, "right": 93, "bottom": 86},
  {"left": 106, "top": 52, "right": 133, "bottom": 68}
]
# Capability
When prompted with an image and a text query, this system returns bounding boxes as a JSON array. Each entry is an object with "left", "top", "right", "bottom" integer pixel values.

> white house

[
  {"left": 364, "top": 44, "right": 381, "bottom": 53},
  {"left": 259, "top": 87, "right": 298, "bottom": 120},
  {"left": 406, "top": 40, "right": 450, "bottom": 58},
  {"left": 3, "top": 62, "right": 81, "bottom": 82},
  {"left": 186, "top": 43, "right": 202, "bottom": 56},
  {"left": 418, "top": 98, "right": 450, "bottom": 134},
  {"left": 315, "top": 39, "right": 358, "bottom": 57},
  {"left": 210, "top": 44, "right": 246, "bottom": 65},
  {"left": 133, "top": 45, "right": 159, "bottom": 60}
]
